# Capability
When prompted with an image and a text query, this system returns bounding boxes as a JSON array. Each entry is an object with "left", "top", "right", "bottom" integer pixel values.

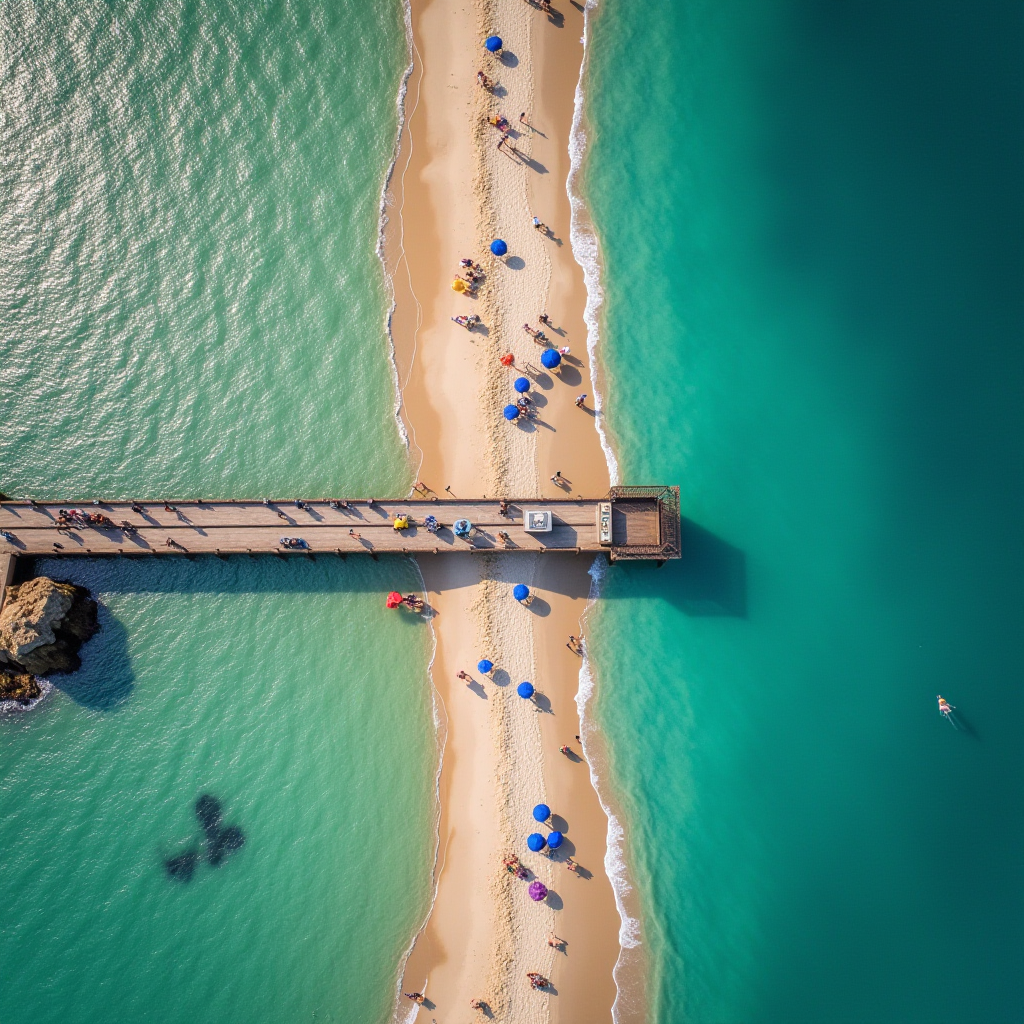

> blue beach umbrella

[
  {"left": 532, "top": 804, "right": 551, "bottom": 822},
  {"left": 490, "top": 238, "right": 508, "bottom": 256},
  {"left": 547, "top": 831, "right": 564, "bottom": 850},
  {"left": 527, "top": 832, "right": 546, "bottom": 852},
  {"left": 540, "top": 348, "right": 561, "bottom": 369},
  {"left": 513, "top": 377, "right": 530, "bottom": 393},
  {"left": 517, "top": 681, "right": 535, "bottom": 699},
  {"left": 512, "top": 584, "right": 530, "bottom": 602},
  {"left": 503, "top": 404, "right": 520, "bottom": 421},
  {"left": 485, "top": 35, "right": 503, "bottom": 52},
  {"left": 477, "top": 659, "right": 494, "bottom": 674}
]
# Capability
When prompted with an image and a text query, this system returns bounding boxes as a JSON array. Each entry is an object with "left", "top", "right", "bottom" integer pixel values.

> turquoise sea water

[
  {"left": 585, "top": 2, "right": 1024, "bottom": 1022},
  {"left": 0, "top": 3, "right": 436, "bottom": 1023}
]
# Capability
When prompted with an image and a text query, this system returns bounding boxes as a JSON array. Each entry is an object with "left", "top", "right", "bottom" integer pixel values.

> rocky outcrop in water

[
  {"left": 0, "top": 576, "right": 98, "bottom": 676},
  {"left": 0, "top": 671, "right": 42, "bottom": 704}
]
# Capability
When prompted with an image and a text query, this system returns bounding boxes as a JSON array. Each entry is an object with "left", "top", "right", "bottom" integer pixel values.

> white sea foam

[
  {"left": 377, "top": 0, "right": 416, "bottom": 456},
  {"left": 569, "top": 5, "right": 643, "bottom": 1019},
  {"left": 567, "top": 0, "right": 619, "bottom": 486},
  {"left": 0, "top": 677, "right": 53, "bottom": 714},
  {"left": 576, "top": 557, "right": 642, "bottom": 1024}
]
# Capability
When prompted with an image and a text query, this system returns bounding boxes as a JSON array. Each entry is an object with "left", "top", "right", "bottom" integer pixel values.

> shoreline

[
  {"left": 563, "top": 0, "right": 619, "bottom": 487},
  {"left": 381, "top": 0, "right": 639, "bottom": 1019}
]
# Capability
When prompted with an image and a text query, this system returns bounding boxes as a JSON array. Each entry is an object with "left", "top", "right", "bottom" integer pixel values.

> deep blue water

[{"left": 586, "top": 2, "right": 1024, "bottom": 1021}]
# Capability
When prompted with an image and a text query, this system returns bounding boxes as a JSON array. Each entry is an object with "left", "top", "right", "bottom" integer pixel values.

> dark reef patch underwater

[{"left": 164, "top": 795, "right": 245, "bottom": 881}]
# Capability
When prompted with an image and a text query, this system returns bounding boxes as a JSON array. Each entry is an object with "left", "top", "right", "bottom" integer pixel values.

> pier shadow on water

[
  {"left": 530, "top": 520, "right": 746, "bottom": 616},
  {"left": 589, "top": 518, "right": 747, "bottom": 618},
  {"left": 670, "top": 517, "right": 747, "bottom": 617}
]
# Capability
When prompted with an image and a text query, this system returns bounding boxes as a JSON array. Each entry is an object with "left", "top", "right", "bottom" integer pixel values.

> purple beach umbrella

[{"left": 528, "top": 881, "right": 548, "bottom": 902}]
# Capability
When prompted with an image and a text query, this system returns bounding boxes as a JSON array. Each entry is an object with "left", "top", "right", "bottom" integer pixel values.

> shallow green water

[
  {"left": 0, "top": 0, "right": 410, "bottom": 500},
  {"left": 0, "top": 3, "right": 437, "bottom": 1023},
  {"left": 585, "top": 2, "right": 1024, "bottom": 1022},
  {"left": 3, "top": 557, "right": 434, "bottom": 1024}
]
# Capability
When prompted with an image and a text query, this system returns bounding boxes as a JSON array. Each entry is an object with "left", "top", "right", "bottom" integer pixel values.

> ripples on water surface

[
  {"left": 0, "top": 0, "right": 408, "bottom": 498},
  {"left": 0, "top": 3, "right": 438, "bottom": 1023},
  {"left": 586, "top": 1, "right": 1024, "bottom": 1022}
]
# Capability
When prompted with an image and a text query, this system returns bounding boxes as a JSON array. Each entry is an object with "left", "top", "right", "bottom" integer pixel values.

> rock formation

[
  {"left": 0, "top": 672, "right": 42, "bottom": 703},
  {"left": 0, "top": 576, "right": 99, "bottom": 676}
]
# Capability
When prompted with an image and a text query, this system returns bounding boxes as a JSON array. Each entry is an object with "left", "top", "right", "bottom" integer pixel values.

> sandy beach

[{"left": 383, "top": 0, "right": 625, "bottom": 1020}]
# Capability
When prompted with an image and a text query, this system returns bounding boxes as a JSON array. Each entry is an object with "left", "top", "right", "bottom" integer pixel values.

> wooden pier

[{"left": 0, "top": 487, "right": 680, "bottom": 565}]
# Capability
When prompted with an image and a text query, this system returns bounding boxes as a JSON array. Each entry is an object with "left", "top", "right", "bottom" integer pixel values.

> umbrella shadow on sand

[
  {"left": 543, "top": 888, "right": 564, "bottom": 910},
  {"left": 532, "top": 692, "right": 554, "bottom": 714}
]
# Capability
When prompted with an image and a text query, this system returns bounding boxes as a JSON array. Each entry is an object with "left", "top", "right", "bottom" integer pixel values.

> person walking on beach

[
  {"left": 575, "top": 393, "right": 587, "bottom": 408},
  {"left": 457, "top": 670, "right": 470, "bottom": 681}
]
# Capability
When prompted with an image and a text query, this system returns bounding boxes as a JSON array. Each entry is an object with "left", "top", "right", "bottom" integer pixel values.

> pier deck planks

[{"left": 0, "top": 496, "right": 676, "bottom": 560}]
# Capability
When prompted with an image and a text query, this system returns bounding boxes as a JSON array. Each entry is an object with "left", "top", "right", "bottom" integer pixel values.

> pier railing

[
  {"left": 0, "top": 490, "right": 682, "bottom": 568},
  {"left": 607, "top": 485, "right": 681, "bottom": 561}
]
